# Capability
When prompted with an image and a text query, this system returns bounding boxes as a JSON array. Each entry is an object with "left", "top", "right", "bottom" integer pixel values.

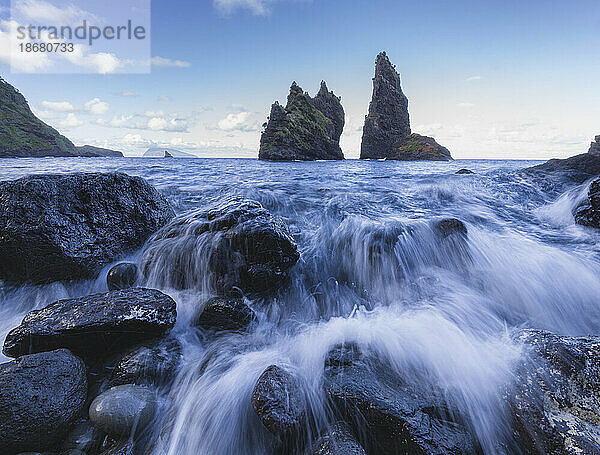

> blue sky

[{"left": 0, "top": 0, "right": 599, "bottom": 158}]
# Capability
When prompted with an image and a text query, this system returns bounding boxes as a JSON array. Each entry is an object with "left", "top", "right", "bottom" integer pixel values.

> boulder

[
  {"left": 107, "top": 263, "right": 140, "bottom": 291},
  {"left": 324, "top": 345, "right": 477, "bottom": 454},
  {"left": 3, "top": 288, "right": 177, "bottom": 358},
  {"left": 109, "top": 338, "right": 182, "bottom": 387},
  {"left": 251, "top": 365, "right": 307, "bottom": 440},
  {"left": 0, "top": 172, "right": 174, "bottom": 284},
  {"left": 0, "top": 349, "right": 87, "bottom": 453},
  {"left": 259, "top": 81, "right": 345, "bottom": 161},
  {"left": 508, "top": 329, "right": 600, "bottom": 455},
  {"left": 434, "top": 218, "right": 468, "bottom": 238},
  {"left": 141, "top": 200, "right": 299, "bottom": 295},
  {"left": 194, "top": 297, "right": 257, "bottom": 332},
  {"left": 360, "top": 52, "right": 452, "bottom": 161},
  {"left": 311, "top": 422, "right": 366, "bottom": 455},
  {"left": 99, "top": 439, "right": 135, "bottom": 455},
  {"left": 89, "top": 385, "right": 156, "bottom": 437},
  {"left": 574, "top": 177, "right": 600, "bottom": 228},
  {"left": 456, "top": 168, "right": 474, "bottom": 175}
]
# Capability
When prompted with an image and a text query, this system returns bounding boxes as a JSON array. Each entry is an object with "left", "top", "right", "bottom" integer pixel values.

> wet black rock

[
  {"left": 434, "top": 218, "right": 468, "bottom": 238},
  {"left": 0, "top": 172, "right": 174, "bottom": 284},
  {"left": 98, "top": 439, "right": 135, "bottom": 455},
  {"left": 251, "top": 365, "right": 307, "bottom": 440},
  {"left": 107, "top": 262, "right": 140, "bottom": 291},
  {"left": 508, "top": 329, "right": 600, "bottom": 455},
  {"left": 109, "top": 338, "right": 182, "bottom": 387},
  {"left": 259, "top": 81, "right": 345, "bottom": 161},
  {"left": 324, "top": 345, "right": 477, "bottom": 454},
  {"left": 141, "top": 200, "right": 299, "bottom": 295},
  {"left": 89, "top": 385, "right": 157, "bottom": 437},
  {"left": 456, "top": 168, "right": 474, "bottom": 174},
  {"left": 0, "top": 349, "right": 87, "bottom": 453},
  {"left": 194, "top": 297, "right": 257, "bottom": 332},
  {"left": 523, "top": 153, "right": 600, "bottom": 182},
  {"left": 574, "top": 177, "right": 600, "bottom": 228},
  {"left": 311, "top": 422, "right": 366, "bottom": 455},
  {"left": 3, "top": 288, "right": 177, "bottom": 358},
  {"left": 360, "top": 52, "right": 452, "bottom": 161}
]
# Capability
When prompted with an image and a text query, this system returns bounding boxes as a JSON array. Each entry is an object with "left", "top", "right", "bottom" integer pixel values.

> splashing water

[{"left": 1, "top": 158, "right": 599, "bottom": 454}]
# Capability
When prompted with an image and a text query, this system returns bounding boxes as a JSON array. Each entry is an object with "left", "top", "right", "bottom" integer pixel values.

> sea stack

[
  {"left": 259, "top": 81, "right": 345, "bottom": 161},
  {"left": 588, "top": 136, "right": 600, "bottom": 155},
  {"left": 360, "top": 52, "right": 452, "bottom": 161}
]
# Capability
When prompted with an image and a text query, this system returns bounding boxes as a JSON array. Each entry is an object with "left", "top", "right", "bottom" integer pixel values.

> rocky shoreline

[{"left": 0, "top": 171, "right": 598, "bottom": 454}]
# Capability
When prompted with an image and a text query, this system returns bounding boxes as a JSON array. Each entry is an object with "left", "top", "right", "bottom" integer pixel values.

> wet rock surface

[
  {"left": 251, "top": 365, "right": 307, "bottom": 439},
  {"left": 523, "top": 153, "right": 600, "bottom": 182},
  {"left": 109, "top": 338, "right": 182, "bottom": 387},
  {"left": 0, "top": 172, "right": 174, "bottom": 284},
  {"left": 0, "top": 349, "right": 87, "bottom": 453},
  {"left": 194, "top": 297, "right": 257, "bottom": 332},
  {"left": 141, "top": 200, "right": 299, "bottom": 295},
  {"left": 508, "top": 329, "right": 600, "bottom": 455},
  {"left": 323, "top": 345, "right": 477, "bottom": 455},
  {"left": 434, "top": 218, "right": 468, "bottom": 238},
  {"left": 3, "top": 288, "right": 177, "bottom": 358},
  {"left": 311, "top": 422, "right": 366, "bottom": 455},
  {"left": 89, "top": 384, "right": 157, "bottom": 437},
  {"left": 107, "top": 262, "right": 140, "bottom": 291},
  {"left": 455, "top": 168, "right": 474, "bottom": 174},
  {"left": 574, "top": 177, "right": 600, "bottom": 228},
  {"left": 259, "top": 81, "right": 345, "bottom": 161}
]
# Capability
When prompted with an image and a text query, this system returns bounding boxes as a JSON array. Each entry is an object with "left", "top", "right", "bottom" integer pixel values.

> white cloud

[
  {"left": 457, "top": 102, "right": 475, "bottom": 108},
  {"left": 466, "top": 76, "right": 481, "bottom": 82},
  {"left": 97, "top": 112, "right": 193, "bottom": 132},
  {"left": 115, "top": 90, "right": 139, "bottom": 97},
  {"left": 84, "top": 98, "right": 109, "bottom": 115},
  {"left": 57, "top": 113, "right": 83, "bottom": 128},
  {"left": 157, "top": 95, "right": 171, "bottom": 102},
  {"left": 0, "top": 20, "right": 53, "bottom": 72},
  {"left": 41, "top": 100, "right": 76, "bottom": 112},
  {"left": 214, "top": 0, "right": 277, "bottom": 15},
  {"left": 14, "top": 0, "right": 99, "bottom": 25},
  {"left": 151, "top": 56, "right": 191, "bottom": 68},
  {"left": 218, "top": 111, "right": 259, "bottom": 131}
]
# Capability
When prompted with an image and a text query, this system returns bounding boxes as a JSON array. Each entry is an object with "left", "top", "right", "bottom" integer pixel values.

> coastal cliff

[{"left": 259, "top": 81, "right": 345, "bottom": 161}]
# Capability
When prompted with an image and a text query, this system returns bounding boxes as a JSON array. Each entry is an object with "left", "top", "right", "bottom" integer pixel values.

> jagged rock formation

[
  {"left": 259, "top": 81, "right": 345, "bottom": 161},
  {"left": 588, "top": 135, "right": 600, "bottom": 155},
  {"left": 574, "top": 177, "right": 600, "bottom": 228},
  {"left": 360, "top": 52, "right": 452, "bottom": 161},
  {"left": 77, "top": 145, "right": 123, "bottom": 157},
  {"left": 0, "top": 77, "right": 79, "bottom": 158}
]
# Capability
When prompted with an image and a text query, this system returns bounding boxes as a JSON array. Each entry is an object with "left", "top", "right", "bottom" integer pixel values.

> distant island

[
  {"left": 76, "top": 145, "right": 123, "bottom": 157},
  {"left": 143, "top": 148, "right": 197, "bottom": 158}
]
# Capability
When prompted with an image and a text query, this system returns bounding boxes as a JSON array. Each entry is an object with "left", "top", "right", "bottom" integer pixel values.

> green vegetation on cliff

[{"left": 0, "top": 77, "right": 77, "bottom": 158}]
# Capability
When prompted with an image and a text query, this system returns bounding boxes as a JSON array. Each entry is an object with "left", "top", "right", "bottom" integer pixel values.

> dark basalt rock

[
  {"left": 3, "top": 288, "right": 177, "bottom": 358},
  {"left": 0, "top": 172, "right": 174, "bottom": 284},
  {"left": 523, "top": 153, "right": 600, "bottom": 182},
  {"left": 508, "top": 329, "right": 600, "bottom": 455},
  {"left": 99, "top": 439, "right": 135, "bottom": 455},
  {"left": 434, "top": 218, "right": 468, "bottom": 238},
  {"left": 360, "top": 52, "right": 411, "bottom": 160},
  {"left": 107, "top": 263, "right": 140, "bottom": 291},
  {"left": 311, "top": 422, "right": 366, "bottom": 455},
  {"left": 109, "top": 338, "right": 182, "bottom": 387},
  {"left": 259, "top": 81, "right": 345, "bottom": 161},
  {"left": 0, "top": 349, "right": 87, "bottom": 454},
  {"left": 251, "top": 365, "right": 307, "bottom": 440},
  {"left": 141, "top": 200, "right": 299, "bottom": 295},
  {"left": 389, "top": 133, "right": 452, "bottom": 161},
  {"left": 456, "top": 168, "right": 474, "bottom": 174},
  {"left": 194, "top": 297, "right": 257, "bottom": 332},
  {"left": 324, "top": 345, "right": 477, "bottom": 454},
  {"left": 574, "top": 177, "right": 600, "bottom": 228},
  {"left": 360, "top": 53, "right": 451, "bottom": 161},
  {"left": 89, "top": 385, "right": 157, "bottom": 437}
]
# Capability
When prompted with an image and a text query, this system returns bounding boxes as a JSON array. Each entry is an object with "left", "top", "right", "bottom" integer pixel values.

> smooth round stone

[
  {"left": 89, "top": 385, "right": 156, "bottom": 437},
  {"left": 107, "top": 263, "right": 139, "bottom": 291}
]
